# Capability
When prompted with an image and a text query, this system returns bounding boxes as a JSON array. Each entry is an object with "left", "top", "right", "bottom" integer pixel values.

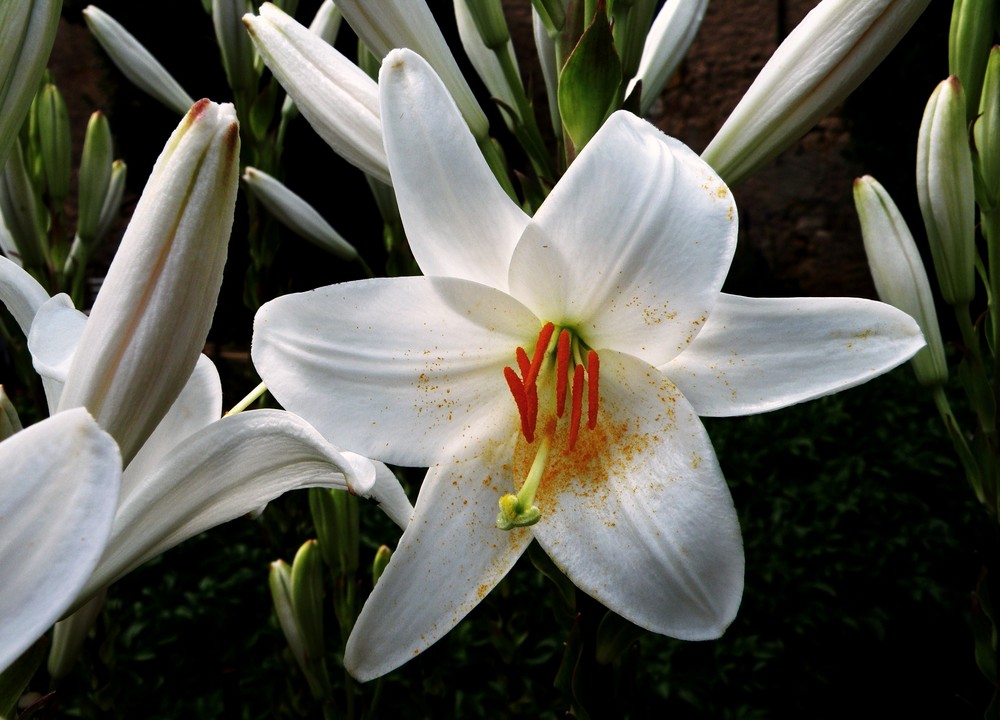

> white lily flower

[
  {"left": 253, "top": 50, "right": 924, "bottom": 681},
  {"left": 0, "top": 408, "right": 121, "bottom": 674},
  {"left": 243, "top": 3, "right": 389, "bottom": 185},
  {"left": 701, "top": 0, "right": 932, "bottom": 186},
  {"left": 627, "top": 0, "right": 709, "bottom": 116},
  {"left": 83, "top": 5, "right": 196, "bottom": 116},
  {"left": 335, "top": 0, "right": 489, "bottom": 141}
]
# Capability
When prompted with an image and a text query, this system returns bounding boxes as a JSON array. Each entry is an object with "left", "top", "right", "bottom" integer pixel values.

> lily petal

[
  {"left": 661, "top": 293, "right": 925, "bottom": 416},
  {"left": 80, "top": 410, "right": 374, "bottom": 599},
  {"left": 26, "top": 293, "right": 84, "bottom": 413},
  {"left": 531, "top": 351, "right": 744, "bottom": 639},
  {"left": 345, "top": 424, "right": 532, "bottom": 682},
  {"left": 0, "top": 408, "right": 121, "bottom": 673},
  {"left": 0, "top": 254, "right": 48, "bottom": 337},
  {"left": 122, "top": 354, "right": 222, "bottom": 502},
  {"left": 509, "top": 111, "right": 737, "bottom": 365},
  {"left": 253, "top": 276, "right": 537, "bottom": 466},
  {"left": 379, "top": 49, "right": 529, "bottom": 291},
  {"left": 369, "top": 461, "right": 414, "bottom": 529}
]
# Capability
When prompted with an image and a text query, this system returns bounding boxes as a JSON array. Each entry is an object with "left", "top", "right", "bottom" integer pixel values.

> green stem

[
  {"left": 493, "top": 45, "right": 554, "bottom": 180},
  {"left": 932, "top": 384, "right": 984, "bottom": 504}
]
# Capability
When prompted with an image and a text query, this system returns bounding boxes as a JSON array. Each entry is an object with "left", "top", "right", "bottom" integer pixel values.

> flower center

[{"left": 496, "top": 322, "right": 601, "bottom": 530}]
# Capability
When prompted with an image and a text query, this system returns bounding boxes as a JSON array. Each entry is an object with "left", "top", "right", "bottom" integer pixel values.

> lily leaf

[{"left": 558, "top": 4, "right": 621, "bottom": 154}]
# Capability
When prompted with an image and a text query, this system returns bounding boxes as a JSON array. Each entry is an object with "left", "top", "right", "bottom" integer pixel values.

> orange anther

[
  {"left": 569, "top": 363, "right": 584, "bottom": 450},
  {"left": 515, "top": 346, "right": 530, "bottom": 380},
  {"left": 556, "top": 329, "right": 571, "bottom": 417},
  {"left": 504, "top": 366, "right": 534, "bottom": 443},
  {"left": 524, "top": 322, "right": 554, "bottom": 389},
  {"left": 586, "top": 350, "right": 600, "bottom": 430},
  {"left": 526, "top": 380, "right": 538, "bottom": 441}
]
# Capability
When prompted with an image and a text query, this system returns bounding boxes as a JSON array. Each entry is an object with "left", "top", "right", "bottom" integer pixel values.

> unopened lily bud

[
  {"left": 0, "top": 0, "right": 61, "bottom": 167},
  {"left": 308, "top": 0, "right": 342, "bottom": 43},
  {"left": 290, "top": 540, "right": 325, "bottom": 665},
  {"left": 244, "top": 4, "right": 389, "bottom": 185},
  {"left": 36, "top": 84, "right": 71, "bottom": 205},
  {"left": 83, "top": 5, "right": 196, "bottom": 116},
  {"left": 372, "top": 544, "right": 392, "bottom": 586},
  {"left": 611, "top": 0, "right": 657, "bottom": 83},
  {"left": 532, "top": 0, "right": 566, "bottom": 34},
  {"left": 949, "top": 0, "right": 996, "bottom": 118},
  {"left": 455, "top": 0, "right": 521, "bottom": 127},
  {"left": 269, "top": 560, "right": 309, "bottom": 672},
  {"left": 975, "top": 47, "right": 1000, "bottom": 211},
  {"left": 242, "top": 167, "right": 358, "bottom": 260},
  {"left": 0, "top": 209, "right": 19, "bottom": 265},
  {"left": 702, "top": 0, "right": 932, "bottom": 186},
  {"left": 213, "top": 0, "right": 257, "bottom": 93},
  {"left": 0, "top": 386, "right": 23, "bottom": 440},
  {"left": 627, "top": 0, "right": 709, "bottom": 116},
  {"left": 917, "top": 76, "right": 975, "bottom": 306},
  {"left": 0, "top": 138, "right": 48, "bottom": 273},
  {"left": 95, "top": 159, "right": 127, "bottom": 243},
  {"left": 335, "top": 0, "right": 490, "bottom": 141},
  {"left": 463, "top": 0, "right": 510, "bottom": 50},
  {"left": 77, "top": 112, "right": 114, "bottom": 244},
  {"left": 57, "top": 100, "right": 240, "bottom": 465},
  {"left": 855, "top": 175, "right": 947, "bottom": 387}
]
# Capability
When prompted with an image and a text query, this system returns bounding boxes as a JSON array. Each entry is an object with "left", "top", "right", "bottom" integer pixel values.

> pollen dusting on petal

[{"left": 512, "top": 371, "right": 683, "bottom": 520}]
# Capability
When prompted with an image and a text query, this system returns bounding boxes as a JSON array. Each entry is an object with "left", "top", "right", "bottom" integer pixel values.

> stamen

[
  {"left": 504, "top": 366, "right": 534, "bottom": 442},
  {"left": 525, "top": 381, "right": 538, "bottom": 441},
  {"left": 586, "top": 350, "right": 600, "bottom": 430},
  {"left": 556, "top": 329, "right": 570, "bottom": 417},
  {"left": 515, "top": 346, "right": 530, "bottom": 379},
  {"left": 524, "top": 322, "right": 555, "bottom": 388},
  {"left": 569, "top": 363, "right": 584, "bottom": 450}
]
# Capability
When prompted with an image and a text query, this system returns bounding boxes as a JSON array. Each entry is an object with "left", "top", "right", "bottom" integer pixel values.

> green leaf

[{"left": 558, "top": 3, "right": 621, "bottom": 154}]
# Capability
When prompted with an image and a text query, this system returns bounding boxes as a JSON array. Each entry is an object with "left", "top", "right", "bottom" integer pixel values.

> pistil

[{"left": 496, "top": 432, "right": 551, "bottom": 530}]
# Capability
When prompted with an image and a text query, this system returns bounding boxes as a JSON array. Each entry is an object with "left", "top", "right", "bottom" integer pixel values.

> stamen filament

[
  {"left": 586, "top": 350, "right": 600, "bottom": 429},
  {"left": 569, "top": 363, "right": 584, "bottom": 450},
  {"left": 556, "top": 329, "right": 570, "bottom": 417}
]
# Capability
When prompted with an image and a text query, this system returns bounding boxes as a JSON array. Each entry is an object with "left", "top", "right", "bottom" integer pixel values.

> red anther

[
  {"left": 504, "top": 366, "right": 534, "bottom": 442},
  {"left": 569, "top": 363, "right": 584, "bottom": 450},
  {"left": 515, "top": 346, "right": 530, "bottom": 380},
  {"left": 586, "top": 350, "right": 600, "bottom": 430},
  {"left": 524, "top": 322, "right": 555, "bottom": 389},
  {"left": 556, "top": 330, "right": 571, "bottom": 417}
]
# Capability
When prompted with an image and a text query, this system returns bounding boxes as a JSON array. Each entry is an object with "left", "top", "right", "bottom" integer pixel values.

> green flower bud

[
  {"left": 372, "top": 544, "right": 392, "bottom": 586},
  {"left": 949, "top": 0, "right": 996, "bottom": 118},
  {"left": 462, "top": 0, "right": 510, "bottom": 51},
  {"left": 917, "top": 76, "right": 975, "bottom": 306},
  {"left": 94, "top": 159, "right": 126, "bottom": 244},
  {"left": 854, "top": 175, "right": 946, "bottom": 387},
  {"left": 242, "top": 166, "right": 358, "bottom": 260},
  {"left": 36, "top": 83, "right": 71, "bottom": 205},
  {"left": 269, "top": 560, "right": 309, "bottom": 672},
  {"left": 0, "top": 138, "right": 48, "bottom": 273},
  {"left": 0, "top": 0, "right": 62, "bottom": 168},
  {"left": 77, "top": 111, "right": 113, "bottom": 244},
  {"left": 212, "top": 0, "right": 257, "bottom": 93},
  {"left": 975, "top": 46, "right": 1000, "bottom": 210},
  {"left": 0, "top": 386, "right": 23, "bottom": 441},
  {"left": 290, "top": 539, "right": 326, "bottom": 666}
]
